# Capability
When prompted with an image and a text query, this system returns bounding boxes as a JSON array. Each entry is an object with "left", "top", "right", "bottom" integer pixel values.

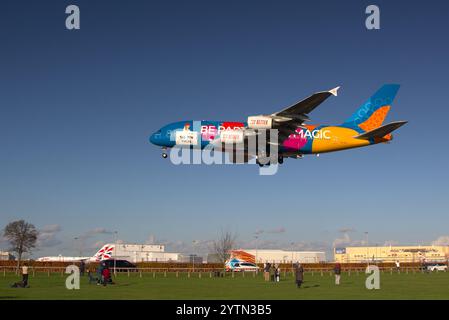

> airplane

[
  {"left": 36, "top": 244, "right": 115, "bottom": 263},
  {"left": 149, "top": 84, "right": 407, "bottom": 166},
  {"left": 225, "top": 250, "right": 259, "bottom": 272}
]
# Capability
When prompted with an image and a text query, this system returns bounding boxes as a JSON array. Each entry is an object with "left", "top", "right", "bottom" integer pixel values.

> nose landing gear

[{"left": 162, "top": 147, "right": 168, "bottom": 159}]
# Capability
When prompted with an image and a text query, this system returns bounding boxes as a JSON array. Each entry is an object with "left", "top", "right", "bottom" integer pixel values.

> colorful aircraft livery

[
  {"left": 150, "top": 84, "right": 407, "bottom": 165},
  {"left": 225, "top": 250, "right": 258, "bottom": 272}
]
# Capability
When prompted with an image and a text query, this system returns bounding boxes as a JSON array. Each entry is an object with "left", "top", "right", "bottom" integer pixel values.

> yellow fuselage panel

[{"left": 311, "top": 126, "right": 370, "bottom": 153}]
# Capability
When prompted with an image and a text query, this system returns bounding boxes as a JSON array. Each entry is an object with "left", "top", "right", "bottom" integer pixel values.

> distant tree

[
  {"left": 3, "top": 220, "right": 38, "bottom": 270},
  {"left": 212, "top": 229, "right": 237, "bottom": 269}
]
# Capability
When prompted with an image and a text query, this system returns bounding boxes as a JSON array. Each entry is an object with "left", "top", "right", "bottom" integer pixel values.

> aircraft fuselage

[{"left": 149, "top": 120, "right": 389, "bottom": 156}]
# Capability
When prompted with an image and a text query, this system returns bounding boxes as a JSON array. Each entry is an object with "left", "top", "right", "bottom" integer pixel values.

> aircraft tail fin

[
  {"left": 354, "top": 121, "right": 407, "bottom": 140},
  {"left": 344, "top": 84, "right": 400, "bottom": 132},
  {"left": 93, "top": 244, "right": 115, "bottom": 261}
]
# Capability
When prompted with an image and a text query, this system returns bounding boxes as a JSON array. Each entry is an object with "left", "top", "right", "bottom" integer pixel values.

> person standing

[
  {"left": 334, "top": 263, "right": 341, "bottom": 285},
  {"left": 21, "top": 263, "right": 29, "bottom": 287},
  {"left": 96, "top": 261, "right": 105, "bottom": 285},
  {"left": 263, "top": 263, "right": 270, "bottom": 282},
  {"left": 264, "top": 262, "right": 271, "bottom": 281},
  {"left": 269, "top": 263, "right": 275, "bottom": 282},
  {"left": 395, "top": 260, "right": 400, "bottom": 272},
  {"left": 275, "top": 264, "right": 280, "bottom": 282},
  {"left": 294, "top": 262, "right": 304, "bottom": 288},
  {"left": 102, "top": 266, "right": 111, "bottom": 286}
]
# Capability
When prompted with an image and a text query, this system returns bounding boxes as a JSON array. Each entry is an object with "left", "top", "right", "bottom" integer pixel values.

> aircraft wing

[{"left": 272, "top": 86, "right": 340, "bottom": 119}]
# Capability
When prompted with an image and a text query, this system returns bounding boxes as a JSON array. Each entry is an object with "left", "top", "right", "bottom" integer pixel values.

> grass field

[{"left": 1, "top": 271, "right": 449, "bottom": 300}]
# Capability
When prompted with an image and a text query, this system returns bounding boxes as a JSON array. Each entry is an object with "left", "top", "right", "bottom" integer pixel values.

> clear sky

[{"left": 1, "top": 0, "right": 448, "bottom": 259}]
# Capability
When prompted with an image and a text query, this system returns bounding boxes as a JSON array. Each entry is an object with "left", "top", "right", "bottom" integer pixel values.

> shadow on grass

[{"left": 302, "top": 284, "right": 320, "bottom": 289}]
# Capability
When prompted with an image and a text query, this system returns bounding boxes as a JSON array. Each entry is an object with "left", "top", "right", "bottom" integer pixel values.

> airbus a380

[{"left": 150, "top": 84, "right": 407, "bottom": 165}]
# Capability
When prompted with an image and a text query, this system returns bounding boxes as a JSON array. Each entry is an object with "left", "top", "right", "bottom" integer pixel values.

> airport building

[
  {"left": 111, "top": 244, "right": 181, "bottom": 263},
  {"left": 178, "top": 254, "right": 204, "bottom": 264},
  {"left": 334, "top": 246, "right": 449, "bottom": 263},
  {"left": 0, "top": 251, "right": 15, "bottom": 261},
  {"left": 241, "top": 249, "right": 326, "bottom": 264}
]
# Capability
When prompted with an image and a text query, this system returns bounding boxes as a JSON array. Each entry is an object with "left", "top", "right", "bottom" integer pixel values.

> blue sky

[{"left": 1, "top": 0, "right": 448, "bottom": 259}]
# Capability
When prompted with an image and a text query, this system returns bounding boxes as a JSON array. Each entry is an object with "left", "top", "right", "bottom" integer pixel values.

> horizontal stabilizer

[{"left": 354, "top": 121, "right": 408, "bottom": 140}]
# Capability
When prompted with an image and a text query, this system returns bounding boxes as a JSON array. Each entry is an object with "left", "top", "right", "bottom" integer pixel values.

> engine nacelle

[{"left": 247, "top": 116, "right": 273, "bottom": 129}]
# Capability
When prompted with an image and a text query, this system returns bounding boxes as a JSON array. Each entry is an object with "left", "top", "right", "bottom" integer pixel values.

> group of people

[
  {"left": 10, "top": 261, "right": 114, "bottom": 288},
  {"left": 263, "top": 262, "right": 281, "bottom": 282},
  {"left": 262, "top": 261, "right": 343, "bottom": 288},
  {"left": 261, "top": 261, "right": 341, "bottom": 288},
  {"left": 87, "top": 261, "right": 113, "bottom": 286},
  {"left": 11, "top": 260, "right": 345, "bottom": 290},
  {"left": 295, "top": 262, "right": 342, "bottom": 288}
]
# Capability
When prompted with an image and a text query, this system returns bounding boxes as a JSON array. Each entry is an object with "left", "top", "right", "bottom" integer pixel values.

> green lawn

[{"left": 1, "top": 271, "right": 449, "bottom": 300}]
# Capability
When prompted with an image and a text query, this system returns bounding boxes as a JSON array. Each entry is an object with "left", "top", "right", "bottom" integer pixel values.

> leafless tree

[
  {"left": 3, "top": 220, "right": 38, "bottom": 270},
  {"left": 213, "top": 229, "right": 237, "bottom": 268}
]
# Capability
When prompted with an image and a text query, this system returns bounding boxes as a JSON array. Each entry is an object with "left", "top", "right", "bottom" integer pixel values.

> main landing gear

[{"left": 256, "top": 155, "right": 284, "bottom": 167}]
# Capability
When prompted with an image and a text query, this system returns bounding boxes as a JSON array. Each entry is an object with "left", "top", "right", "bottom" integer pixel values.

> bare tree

[
  {"left": 3, "top": 220, "right": 38, "bottom": 270},
  {"left": 213, "top": 229, "right": 237, "bottom": 268}
]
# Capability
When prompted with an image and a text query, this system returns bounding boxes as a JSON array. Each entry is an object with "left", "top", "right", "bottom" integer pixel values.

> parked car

[{"left": 102, "top": 259, "right": 138, "bottom": 272}]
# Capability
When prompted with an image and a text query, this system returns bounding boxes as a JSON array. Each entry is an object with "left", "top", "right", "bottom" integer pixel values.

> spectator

[
  {"left": 395, "top": 260, "right": 400, "bottom": 272},
  {"left": 264, "top": 262, "right": 270, "bottom": 282},
  {"left": 294, "top": 262, "right": 304, "bottom": 288},
  {"left": 22, "top": 263, "right": 29, "bottom": 287},
  {"left": 102, "top": 266, "right": 111, "bottom": 286},
  {"left": 334, "top": 263, "right": 341, "bottom": 285},
  {"left": 96, "top": 262, "right": 105, "bottom": 285},
  {"left": 269, "top": 263, "right": 275, "bottom": 282},
  {"left": 275, "top": 264, "right": 280, "bottom": 282}
]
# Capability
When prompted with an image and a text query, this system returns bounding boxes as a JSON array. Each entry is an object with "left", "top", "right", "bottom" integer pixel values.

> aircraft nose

[
  {"left": 150, "top": 130, "right": 162, "bottom": 146},
  {"left": 150, "top": 133, "right": 158, "bottom": 145}
]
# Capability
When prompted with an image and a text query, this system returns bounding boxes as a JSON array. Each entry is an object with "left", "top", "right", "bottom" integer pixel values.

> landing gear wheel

[
  {"left": 278, "top": 156, "right": 284, "bottom": 164},
  {"left": 162, "top": 153, "right": 168, "bottom": 159}
]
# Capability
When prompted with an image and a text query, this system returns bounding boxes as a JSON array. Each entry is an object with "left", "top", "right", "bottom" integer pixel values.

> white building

[
  {"left": 0, "top": 251, "right": 14, "bottom": 261},
  {"left": 111, "top": 243, "right": 180, "bottom": 263},
  {"left": 241, "top": 249, "right": 326, "bottom": 264}
]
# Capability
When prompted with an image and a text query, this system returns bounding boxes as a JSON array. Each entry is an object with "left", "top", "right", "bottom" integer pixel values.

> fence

[{"left": 2, "top": 265, "right": 445, "bottom": 278}]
